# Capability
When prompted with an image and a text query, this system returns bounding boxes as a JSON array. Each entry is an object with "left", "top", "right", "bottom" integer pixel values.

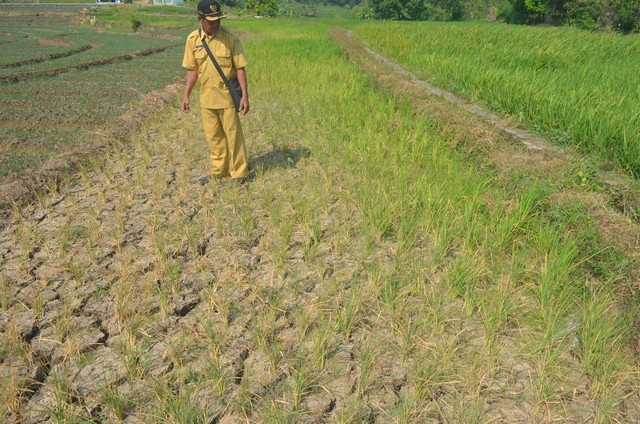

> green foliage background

[
  {"left": 503, "top": 0, "right": 640, "bottom": 33},
  {"left": 224, "top": 0, "right": 640, "bottom": 33}
]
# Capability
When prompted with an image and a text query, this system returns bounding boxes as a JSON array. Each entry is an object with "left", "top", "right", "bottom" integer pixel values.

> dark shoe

[
  {"left": 197, "top": 175, "right": 211, "bottom": 185},
  {"left": 231, "top": 176, "right": 247, "bottom": 186}
]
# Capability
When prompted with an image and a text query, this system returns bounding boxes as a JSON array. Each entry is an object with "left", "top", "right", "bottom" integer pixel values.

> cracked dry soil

[{"left": 1, "top": 29, "right": 640, "bottom": 423}]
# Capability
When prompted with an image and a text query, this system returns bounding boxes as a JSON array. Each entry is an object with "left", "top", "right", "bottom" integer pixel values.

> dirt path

[{"left": 1, "top": 29, "right": 639, "bottom": 423}]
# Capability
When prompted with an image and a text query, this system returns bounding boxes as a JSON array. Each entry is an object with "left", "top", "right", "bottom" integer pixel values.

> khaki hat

[{"left": 198, "top": 0, "right": 226, "bottom": 21}]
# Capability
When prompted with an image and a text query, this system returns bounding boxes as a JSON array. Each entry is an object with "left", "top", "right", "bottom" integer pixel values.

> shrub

[
  {"left": 353, "top": 4, "right": 376, "bottom": 19},
  {"left": 131, "top": 17, "right": 142, "bottom": 32},
  {"left": 245, "top": 0, "right": 280, "bottom": 15}
]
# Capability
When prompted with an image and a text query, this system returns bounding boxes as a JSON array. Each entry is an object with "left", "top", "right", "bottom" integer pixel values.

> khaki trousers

[{"left": 200, "top": 107, "right": 248, "bottom": 179}]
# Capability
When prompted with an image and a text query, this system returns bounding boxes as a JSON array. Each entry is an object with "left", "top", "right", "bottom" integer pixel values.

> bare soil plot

[{"left": 0, "top": 5, "right": 184, "bottom": 184}]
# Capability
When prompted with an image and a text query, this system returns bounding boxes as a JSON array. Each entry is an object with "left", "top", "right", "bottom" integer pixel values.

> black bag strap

[{"left": 199, "top": 29, "right": 242, "bottom": 109}]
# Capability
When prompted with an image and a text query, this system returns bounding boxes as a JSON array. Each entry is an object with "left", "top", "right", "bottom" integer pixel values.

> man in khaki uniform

[{"left": 181, "top": 0, "right": 249, "bottom": 185}]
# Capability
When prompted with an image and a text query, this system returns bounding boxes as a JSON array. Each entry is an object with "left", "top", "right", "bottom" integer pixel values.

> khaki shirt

[{"left": 182, "top": 27, "right": 248, "bottom": 109}]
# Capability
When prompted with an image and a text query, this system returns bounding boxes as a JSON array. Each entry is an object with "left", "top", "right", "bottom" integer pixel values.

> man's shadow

[{"left": 248, "top": 147, "right": 310, "bottom": 179}]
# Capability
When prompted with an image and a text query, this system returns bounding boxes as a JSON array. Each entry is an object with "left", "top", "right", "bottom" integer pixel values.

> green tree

[
  {"left": 244, "top": 0, "right": 280, "bottom": 15},
  {"left": 609, "top": 0, "right": 640, "bottom": 33},
  {"left": 565, "top": 0, "right": 602, "bottom": 30},
  {"left": 368, "top": 0, "right": 465, "bottom": 20},
  {"left": 370, "top": 0, "right": 424, "bottom": 20},
  {"left": 509, "top": 0, "right": 566, "bottom": 24},
  {"left": 435, "top": 0, "right": 465, "bottom": 19}
]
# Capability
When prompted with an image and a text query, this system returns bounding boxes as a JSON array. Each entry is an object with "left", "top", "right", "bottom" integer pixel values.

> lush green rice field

[{"left": 355, "top": 21, "right": 640, "bottom": 178}]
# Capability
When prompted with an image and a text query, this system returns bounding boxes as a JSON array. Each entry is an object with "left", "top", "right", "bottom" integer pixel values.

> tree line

[
  {"left": 218, "top": 0, "right": 639, "bottom": 33},
  {"left": 504, "top": 0, "right": 640, "bottom": 32},
  {"left": 353, "top": 0, "right": 639, "bottom": 32}
]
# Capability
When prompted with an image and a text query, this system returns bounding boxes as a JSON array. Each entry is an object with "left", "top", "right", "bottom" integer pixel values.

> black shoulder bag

[{"left": 199, "top": 29, "right": 242, "bottom": 112}]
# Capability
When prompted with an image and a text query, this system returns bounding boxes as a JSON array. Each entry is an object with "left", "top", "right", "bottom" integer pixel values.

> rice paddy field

[
  {"left": 1, "top": 5, "right": 639, "bottom": 423},
  {"left": 0, "top": 3, "right": 185, "bottom": 182},
  {"left": 355, "top": 21, "right": 640, "bottom": 178}
]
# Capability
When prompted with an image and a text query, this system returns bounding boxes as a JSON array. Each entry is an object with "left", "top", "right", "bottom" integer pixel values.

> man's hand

[
  {"left": 181, "top": 96, "right": 190, "bottom": 112},
  {"left": 182, "top": 70, "right": 198, "bottom": 113},
  {"left": 236, "top": 68, "right": 249, "bottom": 116},
  {"left": 240, "top": 96, "right": 250, "bottom": 116}
]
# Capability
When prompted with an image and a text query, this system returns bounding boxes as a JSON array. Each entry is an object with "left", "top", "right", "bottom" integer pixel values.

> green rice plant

[
  {"left": 262, "top": 288, "right": 285, "bottom": 323},
  {"left": 394, "top": 189, "right": 427, "bottom": 254},
  {"left": 204, "top": 359, "right": 230, "bottom": 397},
  {"left": 529, "top": 349, "right": 568, "bottom": 410},
  {"left": 99, "top": 382, "right": 132, "bottom": 422},
  {"left": 0, "top": 274, "right": 10, "bottom": 311},
  {"left": 58, "top": 224, "right": 86, "bottom": 255},
  {"left": 379, "top": 276, "right": 412, "bottom": 324},
  {"left": 118, "top": 330, "right": 149, "bottom": 381},
  {"left": 395, "top": 318, "right": 421, "bottom": 365},
  {"left": 430, "top": 204, "right": 459, "bottom": 266},
  {"left": 458, "top": 184, "right": 490, "bottom": 249},
  {"left": 449, "top": 394, "right": 484, "bottom": 424},
  {"left": 530, "top": 228, "right": 584, "bottom": 354},
  {"left": 49, "top": 368, "right": 76, "bottom": 422},
  {"left": 249, "top": 320, "right": 282, "bottom": 372},
  {"left": 479, "top": 274, "right": 516, "bottom": 349},
  {"left": 412, "top": 340, "right": 457, "bottom": 405},
  {"left": 65, "top": 259, "right": 87, "bottom": 286},
  {"left": 253, "top": 396, "right": 300, "bottom": 423},
  {"left": 309, "top": 325, "right": 334, "bottom": 372},
  {"left": 166, "top": 259, "right": 184, "bottom": 295},
  {"left": 203, "top": 322, "right": 221, "bottom": 361},
  {"left": 492, "top": 183, "right": 547, "bottom": 252},
  {"left": 332, "top": 292, "right": 361, "bottom": 341},
  {"left": 264, "top": 238, "right": 290, "bottom": 279},
  {"left": 231, "top": 374, "right": 254, "bottom": 418},
  {"left": 331, "top": 398, "right": 374, "bottom": 424},
  {"left": 287, "top": 358, "right": 315, "bottom": 410},
  {"left": 51, "top": 308, "right": 72, "bottom": 344},
  {"left": 236, "top": 202, "right": 258, "bottom": 241},
  {"left": 355, "top": 21, "right": 640, "bottom": 177},
  {"left": 151, "top": 381, "right": 207, "bottom": 423},
  {"left": 165, "top": 337, "right": 192, "bottom": 376},
  {"left": 302, "top": 215, "right": 324, "bottom": 262},
  {"left": 357, "top": 178, "right": 399, "bottom": 241},
  {"left": 293, "top": 304, "right": 315, "bottom": 341},
  {"left": 443, "top": 251, "right": 485, "bottom": 312},
  {"left": 579, "top": 288, "right": 628, "bottom": 399},
  {"left": 355, "top": 340, "right": 378, "bottom": 401}
]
